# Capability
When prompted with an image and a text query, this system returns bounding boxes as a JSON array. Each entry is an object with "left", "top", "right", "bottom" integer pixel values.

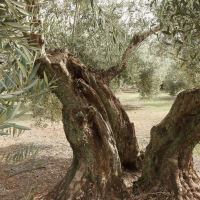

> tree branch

[
  {"left": 28, "top": 0, "right": 45, "bottom": 55},
  {"left": 97, "top": 63, "right": 126, "bottom": 85},
  {"left": 122, "top": 25, "right": 160, "bottom": 62},
  {"left": 99, "top": 25, "right": 160, "bottom": 85}
]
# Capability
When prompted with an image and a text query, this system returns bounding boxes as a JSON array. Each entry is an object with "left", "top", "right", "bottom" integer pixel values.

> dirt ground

[{"left": 0, "top": 90, "right": 200, "bottom": 199}]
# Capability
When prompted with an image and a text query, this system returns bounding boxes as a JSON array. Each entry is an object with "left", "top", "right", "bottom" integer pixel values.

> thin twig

[{"left": 0, "top": 166, "right": 46, "bottom": 181}]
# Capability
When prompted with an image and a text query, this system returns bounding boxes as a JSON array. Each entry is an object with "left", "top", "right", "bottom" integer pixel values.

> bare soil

[{"left": 0, "top": 90, "right": 200, "bottom": 199}]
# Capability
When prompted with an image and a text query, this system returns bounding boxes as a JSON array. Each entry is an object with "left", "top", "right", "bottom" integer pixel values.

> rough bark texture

[
  {"left": 36, "top": 49, "right": 141, "bottom": 199},
  {"left": 28, "top": 2, "right": 160, "bottom": 194},
  {"left": 135, "top": 88, "right": 200, "bottom": 200}
]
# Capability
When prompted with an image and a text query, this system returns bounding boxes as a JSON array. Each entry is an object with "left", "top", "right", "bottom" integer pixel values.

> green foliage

[
  {"left": 151, "top": 0, "right": 200, "bottom": 73},
  {"left": 163, "top": 70, "right": 187, "bottom": 96},
  {"left": 44, "top": 0, "right": 153, "bottom": 70},
  {"left": 0, "top": 50, "right": 55, "bottom": 134},
  {"left": 32, "top": 92, "right": 62, "bottom": 127},
  {"left": 136, "top": 62, "right": 161, "bottom": 99},
  {"left": 0, "top": 0, "right": 55, "bottom": 130},
  {"left": 22, "top": 185, "right": 38, "bottom": 200},
  {"left": 1, "top": 143, "right": 39, "bottom": 165},
  {"left": 44, "top": 0, "right": 127, "bottom": 69},
  {"left": 0, "top": 0, "right": 54, "bottom": 166}
]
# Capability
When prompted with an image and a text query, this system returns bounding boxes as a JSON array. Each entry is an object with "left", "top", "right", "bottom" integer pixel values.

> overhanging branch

[
  {"left": 122, "top": 25, "right": 160, "bottom": 62},
  {"left": 99, "top": 25, "right": 160, "bottom": 85}
]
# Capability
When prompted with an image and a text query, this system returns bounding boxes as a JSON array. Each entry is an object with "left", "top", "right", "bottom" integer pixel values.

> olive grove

[{"left": 1, "top": 0, "right": 200, "bottom": 199}]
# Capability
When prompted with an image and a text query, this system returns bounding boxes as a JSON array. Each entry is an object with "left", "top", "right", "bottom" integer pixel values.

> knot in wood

[
  {"left": 76, "top": 111, "right": 86, "bottom": 124},
  {"left": 72, "top": 108, "right": 79, "bottom": 114}
]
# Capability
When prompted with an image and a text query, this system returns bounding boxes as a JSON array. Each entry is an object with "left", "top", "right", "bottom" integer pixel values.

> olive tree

[
  {"left": 3, "top": 0, "right": 200, "bottom": 199},
  {"left": 0, "top": 0, "right": 53, "bottom": 163},
  {"left": 136, "top": 1, "right": 200, "bottom": 199}
]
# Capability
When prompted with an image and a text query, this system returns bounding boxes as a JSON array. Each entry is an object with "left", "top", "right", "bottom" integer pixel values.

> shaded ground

[
  {"left": 0, "top": 118, "right": 71, "bottom": 200},
  {"left": 0, "top": 90, "right": 200, "bottom": 199}
]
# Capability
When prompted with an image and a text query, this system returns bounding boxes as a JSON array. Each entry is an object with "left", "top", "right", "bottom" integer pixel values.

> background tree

[
  {"left": 163, "top": 67, "right": 187, "bottom": 96},
  {"left": 3, "top": 0, "right": 200, "bottom": 199},
  {"left": 135, "top": 1, "right": 200, "bottom": 199},
  {"left": 151, "top": 0, "right": 200, "bottom": 89}
]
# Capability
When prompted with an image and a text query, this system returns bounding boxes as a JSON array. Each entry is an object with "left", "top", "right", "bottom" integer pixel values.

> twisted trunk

[
  {"left": 29, "top": 1, "right": 160, "bottom": 194},
  {"left": 36, "top": 49, "right": 140, "bottom": 199},
  {"left": 135, "top": 88, "right": 200, "bottom": 200}
]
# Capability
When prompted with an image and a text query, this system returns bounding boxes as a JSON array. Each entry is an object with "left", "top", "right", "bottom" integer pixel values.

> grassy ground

[{"left": 0, "top": 90, "right": 200, "bottom": 199}]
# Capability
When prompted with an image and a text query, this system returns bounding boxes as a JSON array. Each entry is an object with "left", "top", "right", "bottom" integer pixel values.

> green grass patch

[{"left": 117, "top": 91, "right": 175, "bottom": 113}]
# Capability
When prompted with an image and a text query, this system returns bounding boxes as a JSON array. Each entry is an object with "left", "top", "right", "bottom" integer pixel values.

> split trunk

[
  {"left": 37, "top": 50, "right": 200, "bottom": 200},
  {"left": 37, "top": 49, "right": 141, "bottom": 199}
]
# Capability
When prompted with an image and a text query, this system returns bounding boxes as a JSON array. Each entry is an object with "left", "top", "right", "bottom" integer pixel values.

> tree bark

[
  {"left": 36, "top": 49, "right": 139, "bottom": 199},
  {"left": 135, "top": 88, "right": 200, "bottom": 200},
  {"left": 29, "top": 0, "right": 160, "bottom": 194}
]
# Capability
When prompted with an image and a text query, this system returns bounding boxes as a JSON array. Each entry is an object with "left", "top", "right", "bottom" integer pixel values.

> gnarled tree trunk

[
  {"left": 36, "top": 49, "right": 138, "bottom": 199},
  {"left": 135, "top": 88, "right": 200, "bottom": 200},
  {"left": 28, "top": 1, "right": 161, "bottom": 195}
]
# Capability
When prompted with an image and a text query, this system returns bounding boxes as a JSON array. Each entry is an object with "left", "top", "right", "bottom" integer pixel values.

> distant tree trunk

[{"left": 135, "top": 88, "right": 200, "bottom": 200}]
